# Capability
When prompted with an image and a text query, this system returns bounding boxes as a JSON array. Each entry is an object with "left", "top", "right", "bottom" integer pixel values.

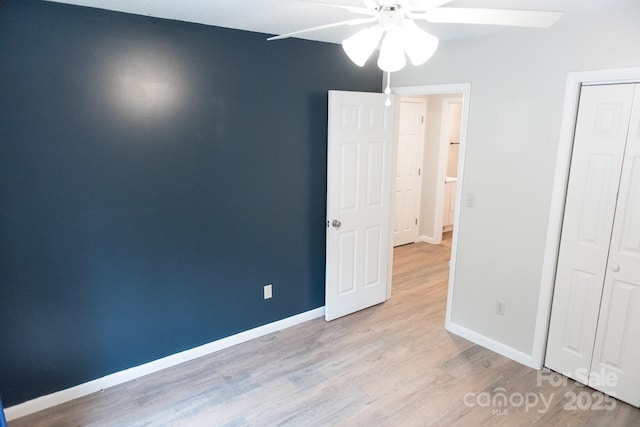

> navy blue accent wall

[{"left": 0, "top": 0, "right": 382, "bottom": 406}]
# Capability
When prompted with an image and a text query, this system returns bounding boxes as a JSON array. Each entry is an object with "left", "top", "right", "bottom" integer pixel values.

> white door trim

[
  {"left": 534, "top": 66, "right": 640, "bottom": 369},
  {"left": 391, "top": 83, "right": 471, "bottom": 329}
]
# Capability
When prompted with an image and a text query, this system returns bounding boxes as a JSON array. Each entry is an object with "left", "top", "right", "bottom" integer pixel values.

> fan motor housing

[{"left": 378, "top": 4, "right": 405, "bottom": 29}]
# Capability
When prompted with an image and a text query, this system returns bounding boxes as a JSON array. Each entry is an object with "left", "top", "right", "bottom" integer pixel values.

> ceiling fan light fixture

[
  {"left": 399, "top": 20, "right": 439, "bottom": 66},
  {"left": 377, "top": 30, "right": 406, "bottom": 72},
  {"left": 342, "top": 25, "right": 383, "bottom": 67},
  {"left": 269, "top": 1, "right": 565, "bottom": 74}
]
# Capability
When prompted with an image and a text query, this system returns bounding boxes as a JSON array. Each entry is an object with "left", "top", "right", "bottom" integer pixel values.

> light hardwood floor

[
  {"left": 11, "top": 242, "right": 640, "bottom": 426},
  {"left": 441, "top": 230, "right": 453, "bottom": 248}
]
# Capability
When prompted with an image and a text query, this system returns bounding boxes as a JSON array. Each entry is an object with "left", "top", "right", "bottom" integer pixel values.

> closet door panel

[
  {"left": 590, "top": 84, "right": 640, "bottom": 407},
  {"left": 545, "top": 84, "right": 636, "bottom": 379}
]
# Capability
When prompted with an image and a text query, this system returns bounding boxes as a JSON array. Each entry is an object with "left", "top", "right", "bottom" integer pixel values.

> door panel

[
  {"left": 339, "top": 144, "right": 359, "bottom": 211},
  {"left": 326, "top": 91, "right": 394, "bottom": 321},
  {"left": 561, "top": 270, "right": 596, "bottom": 355},
  {"left": 364, "top": 225, "right": 382, "bottom": 286},
  {"left": 577, "top": 154, "right": 615, "bottom": 244},
  {"left": 616, "top": 157, "right": 640, "bottom": 255},
  {"left": 590, "top": 84, "right": 640, "bottom": 407},
  {"left": 337, "top": 231, "right": 356, "bottom": 295},
  {"left": 367, "top": 142, "right": 385, "bottom": 206},
  {"left": 545, "top": 84, "right": 636, "bottom": 380}
]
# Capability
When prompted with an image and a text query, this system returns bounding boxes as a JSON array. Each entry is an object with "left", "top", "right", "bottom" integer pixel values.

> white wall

[{"left": 393, "top": 4, "right": 640, "bottom": 358}]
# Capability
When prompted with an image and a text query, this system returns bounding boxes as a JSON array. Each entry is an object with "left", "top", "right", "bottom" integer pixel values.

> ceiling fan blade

[
  {"left": 267, "top": 17, "right": 377, "bottom": 41},
  {"left": 405, "top": 0, "right": 455, "bottom": 12},
  {"left": 298, "top": 1, "right": 375, "bottom": 15},
  {"left": 362, "top": 0, "right": 378, "bottom": 10},
  {"left": 420, "top": 7, "right": 564, "bottom": 28}
]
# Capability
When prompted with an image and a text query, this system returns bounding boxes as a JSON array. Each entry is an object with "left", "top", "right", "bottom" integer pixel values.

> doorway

[
  {"left": 393, "top": 94, "right": 464, "bottom": 249},
  {"left": 438, "top": 97, "right": 463, "bottom": 244},
  {"left": 388, "top": 84, "right": 471, "bottom": 319},
  {"left": 324, "top": 85, "right": 471, "bottom": 316}
]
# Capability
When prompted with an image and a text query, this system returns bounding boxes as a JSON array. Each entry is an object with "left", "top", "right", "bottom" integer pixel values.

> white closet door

[
  {"left": 590, "top": 84, "right": 640, "bottom": 406},
  {"left": 545, "top": 84, "right": 636, "bottom": 380}
]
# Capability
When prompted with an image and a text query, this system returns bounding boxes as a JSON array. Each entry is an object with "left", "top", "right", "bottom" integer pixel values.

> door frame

[
  {"left": 389, "top": 84, "right": 471, "bottom": 320},
  {"left": 534, "top": 66, "right": 640, "bottom": 369}
]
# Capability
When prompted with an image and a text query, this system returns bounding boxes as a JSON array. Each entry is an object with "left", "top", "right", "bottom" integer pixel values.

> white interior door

[
  {"left": 589, "top": 84, "right": 640, "bottom": 406},
  {"left": 545, "top": 84, "right": 636, "bottom": 379},
  {"left": 393, "top": 98, "right": 426, "bottom": 247},
  {"left": 325, "top": 90, "right": 395, "bottom": 321}
]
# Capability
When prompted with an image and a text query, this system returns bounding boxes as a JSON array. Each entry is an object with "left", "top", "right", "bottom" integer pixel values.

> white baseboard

[
  {"left": 418, "top": 235, "right": 439, "bottom": 244},
  {"left": 445, "top": 319, "right": 539, "bottom": 370},
  {"left": 5, "top": 307, "right": 325, "bottom": 421}
]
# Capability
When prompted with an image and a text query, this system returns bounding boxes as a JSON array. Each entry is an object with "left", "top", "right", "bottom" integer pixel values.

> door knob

[
  {"left": 610, "top": 264, "right": 620, "bottom": 272},
  {"left": 332, "top": 219, "right": 342, "bottom": 228}
]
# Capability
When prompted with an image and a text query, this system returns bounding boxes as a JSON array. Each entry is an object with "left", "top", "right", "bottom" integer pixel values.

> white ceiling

[{"left": 45, "top": 0, "right": 636, "bottom": 44}]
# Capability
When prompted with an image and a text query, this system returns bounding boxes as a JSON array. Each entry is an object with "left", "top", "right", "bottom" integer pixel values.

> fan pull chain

[{"left": 384, "top": 71, "right": 392, "bottom": 106}]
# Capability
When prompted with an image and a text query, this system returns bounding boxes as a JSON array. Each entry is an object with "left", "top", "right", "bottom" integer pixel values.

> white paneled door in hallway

[
  {"left": 393, "top": 98, "right": 426, "bottom": 247},
  {"left": 325, "top": 91, "right": 395, "bottom": 321}
]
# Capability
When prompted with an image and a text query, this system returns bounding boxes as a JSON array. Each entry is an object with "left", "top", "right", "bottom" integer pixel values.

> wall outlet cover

[{"left": 264, "top": 284, "right": 273, "bottom": 299}]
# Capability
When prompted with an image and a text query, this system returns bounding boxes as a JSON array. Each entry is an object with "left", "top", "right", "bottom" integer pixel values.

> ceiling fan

[{"left": 267, "top": 0, "right": 564, "bottom": 73}]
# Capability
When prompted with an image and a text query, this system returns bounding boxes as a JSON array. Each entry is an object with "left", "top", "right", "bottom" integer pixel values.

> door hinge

[
  {"left": 415, "top": 218, "right": 418, "bottom": 226},
  {"left": 421, "top": 116, "right": 425, "bottom": 124},
  {"left": 418, "top": 168, "right": 421, "bottom": 176}
]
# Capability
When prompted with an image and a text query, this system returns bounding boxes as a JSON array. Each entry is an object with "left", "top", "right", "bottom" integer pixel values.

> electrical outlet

[
  {"left": 496, "top": 300, "right": 506, "bottom": 316},
  {"left": 263, "top": 284, "right": 272, "bottom": 300}
]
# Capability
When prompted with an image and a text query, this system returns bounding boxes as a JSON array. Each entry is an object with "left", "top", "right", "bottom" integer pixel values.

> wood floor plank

[{"left": 10, "top": 242, "right": 640, "bottom": 426}]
